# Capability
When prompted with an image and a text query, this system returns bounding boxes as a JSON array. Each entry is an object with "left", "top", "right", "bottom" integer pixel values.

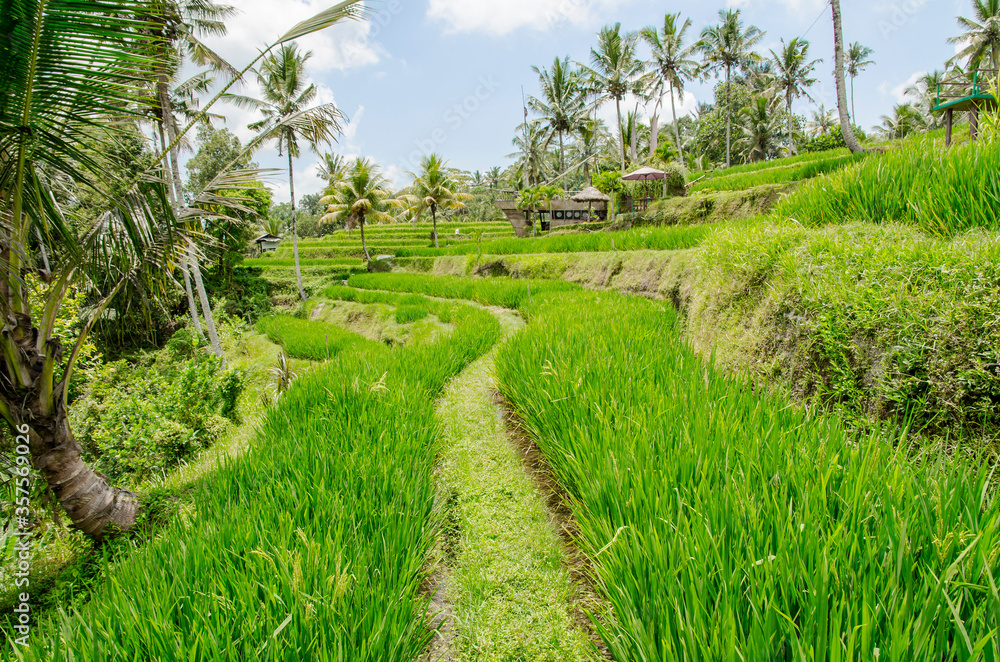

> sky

[{"left": 190, "top": 0, "right": 974, "bottom": 202}]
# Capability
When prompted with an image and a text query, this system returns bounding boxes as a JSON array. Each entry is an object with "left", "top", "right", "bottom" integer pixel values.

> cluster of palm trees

[
  {"left": 317, "top": 153, "right": 470, "bottom": 260},
  {"left": 512, "top": 0, "right": 1000, "bottom": 186},
  {"left": 513, "top": 8, "right": 856, "bottom": 189}
]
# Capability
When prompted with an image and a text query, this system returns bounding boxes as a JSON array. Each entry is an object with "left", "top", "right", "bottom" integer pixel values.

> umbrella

[
  {"left": 571, "top": 186, "right": 610, "bottom": 222},
  {"left": 623, "top": 166, "right": 668, "bottom": 197}
]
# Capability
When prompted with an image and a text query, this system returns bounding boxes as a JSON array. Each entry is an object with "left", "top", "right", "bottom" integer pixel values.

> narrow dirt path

[{"left": 428, "top": 308, "right": 598, "bottom": 662}]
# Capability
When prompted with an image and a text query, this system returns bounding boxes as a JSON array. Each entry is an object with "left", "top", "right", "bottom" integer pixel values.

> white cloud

[
  {"left": 201, "top": 0, "right": 384, "bottom": 76},
  {"left": 426, "top": 0, "right": 633, "bottom": 36},
  {"left": 882, "top": 71, "right": 924, "bottom": 104}
]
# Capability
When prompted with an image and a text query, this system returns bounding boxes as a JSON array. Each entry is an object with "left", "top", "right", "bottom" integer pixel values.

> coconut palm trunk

[
  {"left": 786, "top": 90, "right": 795, "bottom": 154},
  {"left": 1, "top": 308, "right": 140, "bottom": 539},
  {"left": 832, "top": 0, "right": 865, "bottom": 153},
  {"left": 360, "top": 214, "right": 370, "bottom": 261},
  {"left": 850, "top": 75, "right": 856, "bottom": 123},
  {"left": 616, "top": 97, "right": 626, "bottom": 171},
  {"left": 725, "top": 65, "right": 732, "bottom": 167},
  {"left": 559, "top": 130, "right": 566, "bottom": 189},
  {"left": 431, "top": 204, "right": 439, "bottom": 248},
  {"left": 670, "top": 88, "right": 684, "bottom": 160},
  {"left": 288, "top": 152, "right": 306, "bottom": 300}
]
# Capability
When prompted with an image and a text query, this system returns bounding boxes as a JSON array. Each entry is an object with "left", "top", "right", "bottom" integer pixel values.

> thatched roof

[{"left": 571, "top": 186, "right": 610, "bottom": 202}]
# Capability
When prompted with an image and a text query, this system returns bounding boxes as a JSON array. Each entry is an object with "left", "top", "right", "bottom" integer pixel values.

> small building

[{"left": 254, "top": 233, "right": 281, "bottom": 254}]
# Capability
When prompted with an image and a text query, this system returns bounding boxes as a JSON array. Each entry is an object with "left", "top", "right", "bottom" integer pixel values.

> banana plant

[{"left": 0, "top": 0, "right": 365, "bottom": 539}]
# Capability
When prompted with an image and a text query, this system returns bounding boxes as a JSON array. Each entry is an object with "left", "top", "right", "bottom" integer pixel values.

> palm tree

[
  {"left": 831, "top": 0, "right": 865, "bottom": 153},
  {"left": 948, "top": 0, "right": 1000, "bottom": 81},
  {"left": 405, "top": 154, "right": 471, "bottom": 248},
  {"left": 741, "top": 96, "right": 783, "bottom": 161},
  {"left": 769, "top": 38, "right": 820, "bottom": 155},
  {"left": 581, "top": 23, "right": 647, "bottom": 172},
  {"left": 509, "top": 122, "right": 548, "bottom": 187},
  {"left": 537, "top": 185, "right": 564, "bottom": 232},
  {"left": 641, "top": 13, "right": 699, "bottom": 162},
  {"left": 846, "top": 42, "right": 875, "bottom": 122},
  {"left": 877, "top": 103, "right": 927, "bottom": 139},
  {"left": 486, "top": 166, "right": 503, "bottom": 191},
  {"left": 0, "top": 0, "right": 362, "bottom": 539},
  {"left": 320, "top": 158, "right": 398, "bottom": 261},
  {"left": 517, "top": 187, "right": 542, "bottom": 236},
  {"left": 228, "top": 43, "right": 344, "bottom": 301},
  {"left": 906, "top": 70, "right": 947, "bottom": 126},
  {"left": 318, "top": 152, "right": 349, "bottom": 189},
  {"left": 807, "top": 105, "right": 838, "bottom": 136},
  {"left": 698, "top": 9, "right": 766, "bottom": 168},
  {"left": 528, "top": 56, "right": 588, "bottom": 189}
]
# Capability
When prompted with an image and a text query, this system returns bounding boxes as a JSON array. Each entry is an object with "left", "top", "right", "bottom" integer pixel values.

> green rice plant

[
  {"left": 347, "top": 273, "right": 579, "bottom": 314},
  {"left": 691, "top": 153, "right": 865, "bottom": 193},
  {"left": 394, "top": 305, "right": 429, "bottom": 324},
  {"left": 17, "top": 293, "right": 502, "bottom": 660},
  {"left": 777, "top": 138, "right": 1000, "bottom": 235},
  {"left": 392, "top": 225, "right": 710, "bottom": 258},
  {"left": 255, "top": 315, "right": 378, "bottom": 361},
  {"left": 495, "top": 289, "right": 1000, "bottom": 661}
]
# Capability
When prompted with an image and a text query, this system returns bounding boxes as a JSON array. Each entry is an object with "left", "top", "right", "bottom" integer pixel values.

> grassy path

[{"left": 430, "top": 309, "right": 597, "bottom": 662}]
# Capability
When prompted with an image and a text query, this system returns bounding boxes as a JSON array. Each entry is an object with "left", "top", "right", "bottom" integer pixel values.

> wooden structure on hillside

[
  {"left": 933, "top": 69, "right": 998, "bottom": 146},
  {"left": 254, "top": 233, "right": 281, "bottom": 254},
  {"left": 493, "top": 191, "right": 608, "bottom": 238}
]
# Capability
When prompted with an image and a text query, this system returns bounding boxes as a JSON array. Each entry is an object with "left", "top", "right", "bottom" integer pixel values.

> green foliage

[
  {"left": 592, "top": 170, "right": 623, "bottom": 196},
  {"left": 802, "top": 132, "right": 846, "bottom": 152},
  {"left": 691, "top": 152, "right": 864, "bottom": 193},
  {"left": 394, "top": 305, "right": 429, "bottom": 324},
  {"left": 70, "top": 331, "right": 241, "bottom": 486},
  {"left": 21, "top": 288, "right": 502, "bottom": 660},
  {"left": 494, "top": 288, "right": 1000, "bottom": 660},
  {"left": 206, "top": 266, "right": 274, "bottom": 323},
  {"left": 255, "top": 315, "right": 379, "bottom": 361},
  {"left": 777, "top": 138, "right": 1000, "bottom": 234}
]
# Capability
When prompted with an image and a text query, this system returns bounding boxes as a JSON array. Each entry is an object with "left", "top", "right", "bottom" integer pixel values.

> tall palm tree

[
  {"left": 581, "top": 23, "right": 646, "bottom": 172},
  {"left": 320, "top": 158, "right": 398, "bottom": 261},
  {"left": 769, "top": 38, "right": 820, "bottom": 154},
  {"left": 948, "top": 0, "right": 1000, "bottom": 81},
  {"left": 405, "top": 154, "right": 471, "bottom": 248},
  {"left": 528, "top": 56, "right": 588, "bottom": 189},
  {"left": 228, "top": 43, "right": 344, "bottom": 301},
  {"left": 698, "top": 9, "right": 766, "bottom": 168},
  {"left": 641, "top": 13, "right": 698, "bottom": 162},
  {"left": 831, "top": 0, "right": 865, "bottom": 153},
  {"left": 846, "top": 42, "right": 875, "bottom": 122},
  {"left": 144, "top": 0, "right": 236, "bottom": 360}
]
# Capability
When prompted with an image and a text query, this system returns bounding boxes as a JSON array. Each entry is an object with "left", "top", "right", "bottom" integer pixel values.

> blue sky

[{"left": 197, "top": 0, "right": 972, "bottom": 201}]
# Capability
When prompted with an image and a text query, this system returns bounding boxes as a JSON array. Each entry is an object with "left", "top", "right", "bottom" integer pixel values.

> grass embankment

[
  {"left": 493, "top": 288, "right": 1000, "bottom": 660},
  {"left": 433, "top": 318, "right": 596, "bottom": 661},
  {"left": 348, "top": 272, "right": 579, "bottom": 314},
  {"left": 18, "top": 298, "right": 502, "bottom": 660},
  {"left": 256, "top": 315, "right": 380, "bottom": 360},
  {"left": 392, "top": 225, "right": 710, "bottom": 258}
]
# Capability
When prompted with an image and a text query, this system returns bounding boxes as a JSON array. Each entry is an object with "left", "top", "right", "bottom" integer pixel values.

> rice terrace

[{"left": 3, "top": 0, "right": 1000, "bottom": 659}]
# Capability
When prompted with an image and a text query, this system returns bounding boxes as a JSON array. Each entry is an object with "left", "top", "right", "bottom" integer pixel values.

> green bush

[{"left": 70, "top": 344, "right": 240, "bottom": 486}]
